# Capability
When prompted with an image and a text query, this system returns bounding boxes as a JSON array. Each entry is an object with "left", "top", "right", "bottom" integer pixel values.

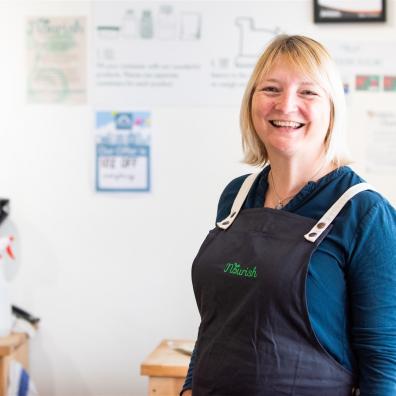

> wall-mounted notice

[
  {"left": 93, "top": 2, "right": 295, "bottom": 107},
  {"left": 95, "top": 111, "right": 151, "bottom": 192},
  {"left": 365, "top": 108, "right": 396, "bottom": 173},
  {"left": 93, "top": 2, "right": 396, "bottom": 106},
  {"left": 26, "top": 16, "right": 86, "bottom": 104},
  {"left": 324, "top": 40, "right": 396, "bottom": 95}
]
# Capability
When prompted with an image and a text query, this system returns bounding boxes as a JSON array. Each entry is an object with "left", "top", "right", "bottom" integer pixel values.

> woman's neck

[{"left": 264, "top": 155, "right": 335, "bottom": 209}]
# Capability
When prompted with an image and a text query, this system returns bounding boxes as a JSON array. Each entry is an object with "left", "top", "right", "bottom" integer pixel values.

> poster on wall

[
  {"left": 323, "top": 40, "right": 396, "bottom": 96},
  {"left": 95, "top": 111, "right": 151, "bottom": 192},
  {"left": 26, "top": 16, "right": 86, "bottom": 104},
  {"left": 364, "top": 108, "right": 396, "bottom": 173},
  {"left": 93, "top": 2, "right": 394, "bottom": 107},
  {"left": 93, "top": 2, "right": 293, "bottom": 107},
  {"left": 314, "top": 0, "right": 386, "bottom": 23}
]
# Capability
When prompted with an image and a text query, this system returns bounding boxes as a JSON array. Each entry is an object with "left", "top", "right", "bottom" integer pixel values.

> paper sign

[
  {"left": 26, "top": 16, "right": 86, "bottom": 104},
  {"left": 95, "top": 111, "right": 151, "bottom": 192}
]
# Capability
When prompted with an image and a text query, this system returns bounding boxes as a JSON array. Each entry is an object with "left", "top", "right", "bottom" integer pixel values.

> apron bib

[{"left": 192, "top": 173, "right": 371, "bottom": 396}]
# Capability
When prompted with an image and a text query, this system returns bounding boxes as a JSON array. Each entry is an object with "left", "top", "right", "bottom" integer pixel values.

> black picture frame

[
  {"left": 314, "top": 0, "right": 386, "bottom": 23},
  {"left": 0, "top": 199, "right": 9, "bottom": 226}
]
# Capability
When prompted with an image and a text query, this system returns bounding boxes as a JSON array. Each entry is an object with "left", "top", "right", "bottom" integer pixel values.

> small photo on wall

[{"left": 314, "top": 0, "right": 386, "bottom": 23}]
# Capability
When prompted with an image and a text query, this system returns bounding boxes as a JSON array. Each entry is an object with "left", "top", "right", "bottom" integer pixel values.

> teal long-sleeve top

[{"left": 182, "top": 166, "right": 396, "bottom": 395}]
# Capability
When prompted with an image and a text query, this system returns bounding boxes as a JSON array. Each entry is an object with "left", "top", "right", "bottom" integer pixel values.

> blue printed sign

[{"left": 95, "top": 111, "right": 151, "bottom": 192}]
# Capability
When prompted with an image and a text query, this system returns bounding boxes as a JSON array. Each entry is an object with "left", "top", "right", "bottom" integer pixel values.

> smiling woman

[
  {"left": 238, "top": 35, "right": 351, "bottom": 209},
  {"left": 241, "top": 35, "right": 349, "bottom": 170},
  {"left": 181, "top": 35, "right": 396, "bottom": 396}
]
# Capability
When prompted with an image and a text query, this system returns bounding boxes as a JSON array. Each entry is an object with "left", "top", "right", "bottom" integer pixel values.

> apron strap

[
  {"left": 218, "top": 174, "right": 375, "bottom": 237},
  {"left": 304, "top": 182, "right": 375, "bottom": 243},
  {"left": 217, "top": 172, "right": 260, "bottom": 230}
]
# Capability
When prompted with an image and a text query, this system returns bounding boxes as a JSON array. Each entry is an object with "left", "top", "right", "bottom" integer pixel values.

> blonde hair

[{"left": 240, "top": 34, "right": 351, "bottom": 167}]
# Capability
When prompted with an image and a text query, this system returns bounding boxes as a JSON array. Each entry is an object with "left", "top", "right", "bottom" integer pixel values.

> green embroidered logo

[{"left": 224, "top": 262, "right": 257, "bottom": 278}]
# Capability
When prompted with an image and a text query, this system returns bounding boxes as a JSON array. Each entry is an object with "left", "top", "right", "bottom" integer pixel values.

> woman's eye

[
  {"left": 261, "top": 86, "right": 279, "bottom": 93},
  {"left": 301, "top": 90, "right": 318, "bottom": 96}
]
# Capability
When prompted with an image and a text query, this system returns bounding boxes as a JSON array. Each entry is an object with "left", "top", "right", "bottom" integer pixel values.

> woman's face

[{"left": 251, "top": 56, "right": 331, "bottom": 162}]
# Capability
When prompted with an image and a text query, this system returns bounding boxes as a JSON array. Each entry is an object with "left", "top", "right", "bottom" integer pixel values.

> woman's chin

[{"left": 266, "top": 140, "right": 303, "bottom": 159}]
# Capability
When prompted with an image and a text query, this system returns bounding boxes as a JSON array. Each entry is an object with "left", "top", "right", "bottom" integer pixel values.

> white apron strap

[
  {"left": 304, "top": 182, "right": 375, "bottom": 243},
  {"left": 217, "top": 172, "right": 260, "bottom": 230}
]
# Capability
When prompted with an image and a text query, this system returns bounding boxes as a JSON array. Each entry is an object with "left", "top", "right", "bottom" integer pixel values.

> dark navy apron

[{"left": 191, "top": 173, "right": 370, "bottom": 396}]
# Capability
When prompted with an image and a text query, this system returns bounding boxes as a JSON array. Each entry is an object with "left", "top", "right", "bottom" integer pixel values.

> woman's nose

[{"left": 275, "top": 92, "right": 298, "bottom": 113}]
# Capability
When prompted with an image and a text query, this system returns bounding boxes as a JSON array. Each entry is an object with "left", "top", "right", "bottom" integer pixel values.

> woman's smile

[{"left": 268, "top": 119, "right": 306, "bottom": 129}]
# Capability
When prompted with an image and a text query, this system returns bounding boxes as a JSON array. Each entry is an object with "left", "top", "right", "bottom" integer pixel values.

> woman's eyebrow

[
  {"left": 300, "top": 81, "right": 318, "bottom": 86},
  {"left": 260, "top": 78, "right": 318, "bottom": 86},
  {"left": 261, "top": 78, "right": 280, "bottom": 83}
]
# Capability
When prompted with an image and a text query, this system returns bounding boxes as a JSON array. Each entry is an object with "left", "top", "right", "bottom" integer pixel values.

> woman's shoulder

[
  {"left": 339, "top": 167, "right": 395, "bottom": 216},
  {"left": 215, "top": 173, "right": 253, "bottom": 223},
  {"left": 353, "top": 188, "right": 396, "bottom": 233},
  {"left": 334, "top": 168, "right": 396, "bottom": 242}
]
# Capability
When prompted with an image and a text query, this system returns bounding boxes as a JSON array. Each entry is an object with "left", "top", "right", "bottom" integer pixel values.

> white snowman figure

[{"left": 0, "top": 200, "right": 17, "bottom": 337}]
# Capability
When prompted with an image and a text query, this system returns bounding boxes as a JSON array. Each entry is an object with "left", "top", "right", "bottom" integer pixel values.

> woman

[{"left": 181, "top": 35, "right": 396, "bottom": 395}]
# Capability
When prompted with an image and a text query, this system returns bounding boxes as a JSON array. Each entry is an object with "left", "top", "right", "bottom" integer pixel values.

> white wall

[{"left": 0, "top": 1, "right": 395, "bottom": 396}]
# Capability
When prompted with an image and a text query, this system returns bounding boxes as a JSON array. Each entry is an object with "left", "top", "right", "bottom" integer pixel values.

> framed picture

[{"left": 314, "top": 0, "right": 386, "bottom": 23}]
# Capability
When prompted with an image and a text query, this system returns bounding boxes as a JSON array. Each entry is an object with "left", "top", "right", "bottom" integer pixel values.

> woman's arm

[
  {"left": 349, "top": 200, "right": 396, "bottom": 395},
  {"left": 180, "top": 344, "right": 196, "bottom": 395}
]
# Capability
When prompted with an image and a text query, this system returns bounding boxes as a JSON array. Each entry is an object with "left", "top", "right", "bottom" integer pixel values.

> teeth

[{"left": 271, "top": 120, "right": 303, "bottom": 128}]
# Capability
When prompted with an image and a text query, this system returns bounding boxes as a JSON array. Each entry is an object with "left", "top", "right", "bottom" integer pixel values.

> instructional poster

[
  {"left": 26, "top": 16, "right": 87, "bottom": 104},
  {"left": 93, "top": 2, "right": 396, "bottom": 107},
  {"left": 93, "top": 2, "right": 289, "bottom": 107},
  {"left": 95, "top": 111, "right": 151, "bottom": 192}
]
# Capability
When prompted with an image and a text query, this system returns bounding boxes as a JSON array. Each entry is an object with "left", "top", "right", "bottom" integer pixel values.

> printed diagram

[
  {"left": 210, "top": 17, "right": 281, "bottom": 74},
  {"left": 180, "top": 12, "right": 201, "bottom": 41},
  {"left": 97, "top": 4, "right": 201, "bottom": 41},
  {"left": 235, "top": 17, "right": 281, "bottom": 67}
]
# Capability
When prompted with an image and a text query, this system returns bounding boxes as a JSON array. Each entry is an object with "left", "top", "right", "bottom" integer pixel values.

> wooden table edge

[
  {"left": 140, "top": 363, "right": 188, "bottom": 378},
  {"left": 140, "top": 339, "right": 194, "bottom": 378}
]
